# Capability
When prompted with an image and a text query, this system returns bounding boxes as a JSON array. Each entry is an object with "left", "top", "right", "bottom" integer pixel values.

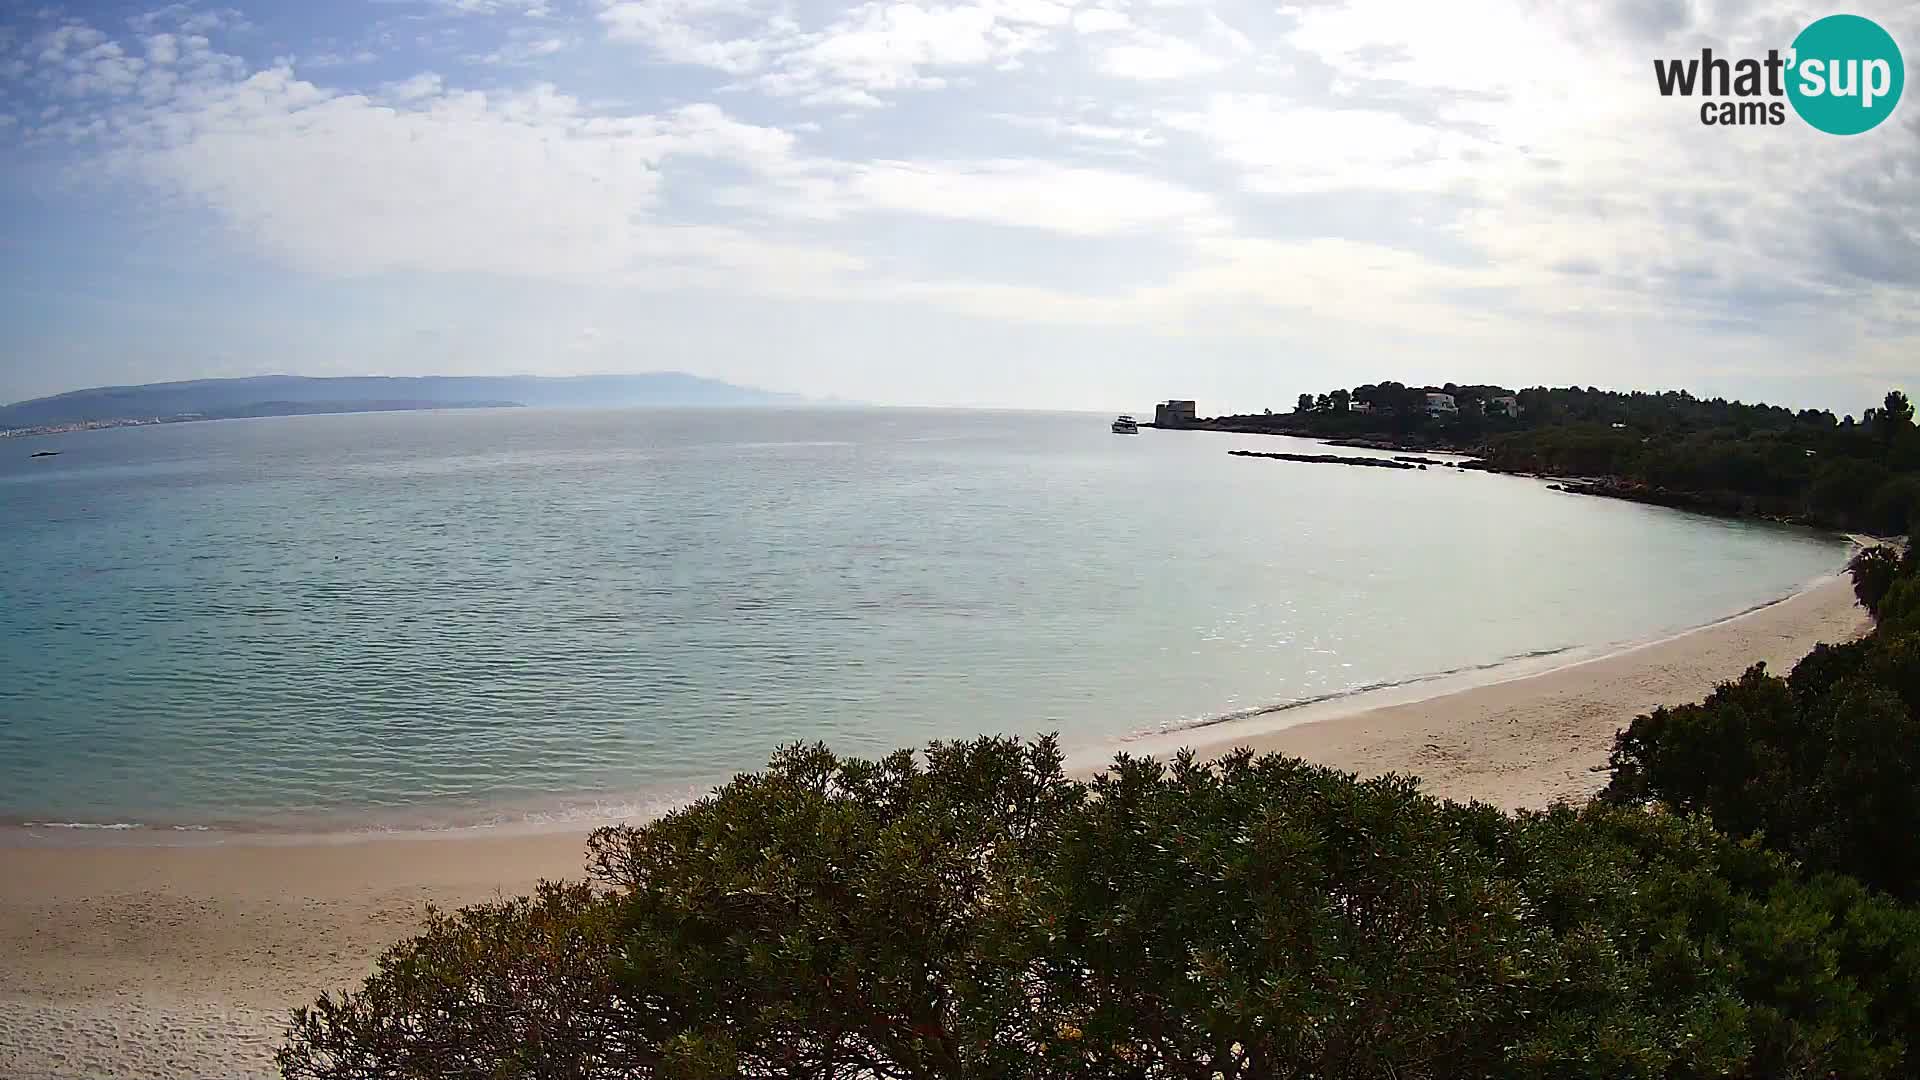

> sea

[{"left": 0, "top": 407, "right": 1850, "bottom": 837}]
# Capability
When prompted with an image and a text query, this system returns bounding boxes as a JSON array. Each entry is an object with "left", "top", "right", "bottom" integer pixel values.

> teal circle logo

[{"left": 1787, "top": 14, "right": 1904, "bottom": 135}]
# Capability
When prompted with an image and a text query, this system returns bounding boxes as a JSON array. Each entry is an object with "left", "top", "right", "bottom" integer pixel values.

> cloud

[
  {"left": 1, "top": 0, "right": 1916, "bottom": 407},
  {"left": 473, "top": 35, "right": 571, "bottom": 65},
  {"left": 1165, "top": 95, "right": 1500, "bottom": 194},
  {"left": 599, "top": 0, "right": 1074, "bottom": 104},
  {"left": 143, "top": 33, "right": 179, "bottom": 65},
  {"left": 598, "top": 0, "right": 782, "bottom": 75},
  {"left": 72, "top": 56, "right": 848, "bottom": 285},
  {"left": 430, "top": 0, "right": 556, "bottom": 16},
  {"left": 1095, "top": 13, "right": 1250, "bottom": 81},
  {"left": 129, "top": 5, "right": 248, "bottom": 36},
  {"left": 384, "top": 72, "right": 445, "bottom": 101},
  {"left": 833, "top": 159, "right": 1223, "bottom": 236},
  {"left": 1096, "top": 32, "right": 1226, "bottom": 80},
  {"left": 760, "top": 2, "right": 1061, "bottom": 103},
  {"left": 300, "top": 50, "right": 380, "bottom": 69},
  {"left": 993, "top": 112, "right": 1165, "bottom": 148},
  {"left": 1071, "top": 7, "right": 1131, "bottom": 33}
]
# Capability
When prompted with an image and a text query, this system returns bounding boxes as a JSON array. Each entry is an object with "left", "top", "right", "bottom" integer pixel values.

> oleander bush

[{"left": 281, "top": 736, "right": 1920, "bottom": 1079}]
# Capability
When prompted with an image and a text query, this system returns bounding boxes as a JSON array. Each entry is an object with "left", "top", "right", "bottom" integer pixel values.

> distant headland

[
  {"left": 0, "top": 373, "right": 800, "bottom": 438},
  {"left": 1142, "top": 382, "right": 1920, "bottom": 537}
]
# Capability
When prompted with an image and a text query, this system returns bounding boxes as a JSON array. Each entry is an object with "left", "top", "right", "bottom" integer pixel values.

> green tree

[
  {"left": 1885, "top": 390, "right": 1914, "bottom": 434},
  {"left": 1295, "top": 393, "right": 1313, "bottom": 414},
  {"left": 1604, "top": 549, "right": 1920, "bottom": 903},
  {"left": 1852, "top": 545, "right": 1903, "bottom": 615},
  {"left": 284, "top": 738, "right": 1920, "bottom": 1080}
]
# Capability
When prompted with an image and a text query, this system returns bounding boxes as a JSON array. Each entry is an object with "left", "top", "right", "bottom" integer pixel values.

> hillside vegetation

[{"left": 1212, "top": 384, "right": 1920, "bottom": 534}]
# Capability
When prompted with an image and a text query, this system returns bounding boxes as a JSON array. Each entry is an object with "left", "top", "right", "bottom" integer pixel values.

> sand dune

[{"left": 0, "top": 574, "right": 1871, "bottom": 1079}]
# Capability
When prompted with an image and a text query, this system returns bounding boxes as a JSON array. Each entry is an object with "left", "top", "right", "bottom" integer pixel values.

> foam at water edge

[
  {"left": 1117, "top": 570, "right": 1846, "bottom": 751},
  {"left": 1132, "top": 644, "right": 1588, "bottom": 740}
]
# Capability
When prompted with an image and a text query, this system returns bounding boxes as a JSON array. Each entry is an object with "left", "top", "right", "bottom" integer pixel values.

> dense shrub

[
  {"left": 1851, "top": 544, "right": 1903, "bottom": 615},
  {"left": 1603, "top": 632, "right": 1920, "bottom": 903},
  {"left": 283, "top": 737, "right": 1920, "bottom": 1079},
  {"left": 1606, "top": 550, "right": 1920, "bottom": 902}
]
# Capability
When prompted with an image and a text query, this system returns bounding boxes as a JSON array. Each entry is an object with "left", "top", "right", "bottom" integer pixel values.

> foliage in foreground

[
  {"left": 282, "top": 736, "right": 1920, "bottom": 1079},
  {"left": 1605, "top": 544, "right": 1920, "bottom": 901}
]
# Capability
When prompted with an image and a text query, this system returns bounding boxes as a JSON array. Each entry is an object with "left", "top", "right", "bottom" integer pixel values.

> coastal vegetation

[
  {"left": 284, "top": 543, "right": 1920, "bottom": 1080},
  {"left": 1206, "top": 384, "right": 1920, "bottom": 534},
  {"left": 1603, "top": 539, "right": 1920, "bottom": 900}
]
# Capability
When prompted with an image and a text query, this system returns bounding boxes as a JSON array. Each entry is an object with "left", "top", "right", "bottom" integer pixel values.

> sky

[{"left": 0, "top": 0, "right": 1914, "bottom": 415}]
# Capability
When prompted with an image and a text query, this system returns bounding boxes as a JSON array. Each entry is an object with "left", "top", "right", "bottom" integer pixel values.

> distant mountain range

[{"left": 0, "top": 373, "right": 801, "bottom": 430}]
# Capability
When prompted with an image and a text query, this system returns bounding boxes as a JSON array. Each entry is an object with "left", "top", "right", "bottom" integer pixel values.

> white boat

[{"left": 1112, "top": 414, "right": 1139, "bottom": 434}]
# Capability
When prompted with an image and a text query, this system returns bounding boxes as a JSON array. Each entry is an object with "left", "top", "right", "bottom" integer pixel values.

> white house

[
  {"left": 1424, "top": 392, "right": 1458, "bottom": 415},
  {"left": 1487, "top": 395, "right": 1521, "bottom": 417}
]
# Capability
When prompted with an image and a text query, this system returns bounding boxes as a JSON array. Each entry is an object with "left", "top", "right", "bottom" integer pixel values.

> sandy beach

[{"left": 0, "top": 573, "right": 1872, "bottom": 1080}]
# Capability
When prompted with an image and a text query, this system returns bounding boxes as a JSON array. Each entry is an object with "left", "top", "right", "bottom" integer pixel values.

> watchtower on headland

[{"left": 1154, "top": 400, "right": 1197, "bottom": 427}]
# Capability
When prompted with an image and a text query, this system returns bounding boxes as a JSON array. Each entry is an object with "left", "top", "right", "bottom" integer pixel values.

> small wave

[
  {"left": 10, "top": 820, "right": 222, "bottom": 834},
  {"left": 1135, "top": 645, "right": 1584, "bottom": 739}
]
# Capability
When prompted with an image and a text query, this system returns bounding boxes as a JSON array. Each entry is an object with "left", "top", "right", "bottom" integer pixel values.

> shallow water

[{"left": 0, "top": 407, "right": 1848, "bottom": 832}]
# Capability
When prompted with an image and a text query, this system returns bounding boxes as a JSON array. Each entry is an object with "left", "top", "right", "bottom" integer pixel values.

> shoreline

[
  {"left": 0, "top": 571, "right": 1875, "bottom": 1078},
  {"left": 1142, "top": 569, "right": 1870, "bottom": 807},
  {"left": 1, "top": 558, "right": 1852, "bottom": 849},
  {"left": 1099, "top": 564, "right": 1855, "bottom": 762}
]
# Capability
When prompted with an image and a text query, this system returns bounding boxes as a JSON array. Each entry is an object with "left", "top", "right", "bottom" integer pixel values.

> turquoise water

[{"left": 0, "top": 408, "right": 1848, "bottom": 833}]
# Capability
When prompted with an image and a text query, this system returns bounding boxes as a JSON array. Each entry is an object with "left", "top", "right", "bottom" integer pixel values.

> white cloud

[
  {"left": 1165, "top": 95, "right": 1498, "bottom": 194},
  {"left": 2, "top": 0, "right": 1916, "bottom": 405},
  {"left": 35, "top": 24, "right": 106, "bottom": 65},
  {"left": 1096, "top": 31, "right": 1224, "bottom": 80},
  {"left": 385, "top": 72, "right": 445, "bottom": 101},
  {"left": 598, "top": 0, "right": 782, "bottom": 75},
  {"left": 836, "top": 159, "right": 1223, "bottom": 236},
  {"left": 300, "top": 50, "right": 380, "bottom": 70},
  {"left": 431, "top": 0, "right": 556, "bottom": 15},
  {"left": 142, "top": 33, "right": 180, "bottom": 65},
  {"left": 600, "top": 0, "right": 1073, "bottom": 103},
  {"left": 994, "top": 112, "right": 1164, "bottom": 148},
  {"left": 765, "top": 3, "right": 1040, "bottom": 101},
  {"left": 74, "top": 58, "right": 849, "bottom": 286},
  {"left": 129, "top": 6, "right": 247, "bottom": 36},
  {"left": 1071, "top": 7, "right": 1131, "bottom": 33},
  {"left": 474, "top": 36, "right": 571, "bottom": 65}
]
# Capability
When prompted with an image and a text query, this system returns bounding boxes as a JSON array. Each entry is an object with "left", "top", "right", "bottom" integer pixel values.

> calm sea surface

[{"left": 0, "top": 408, "right": 1848, "bottom": 833}]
